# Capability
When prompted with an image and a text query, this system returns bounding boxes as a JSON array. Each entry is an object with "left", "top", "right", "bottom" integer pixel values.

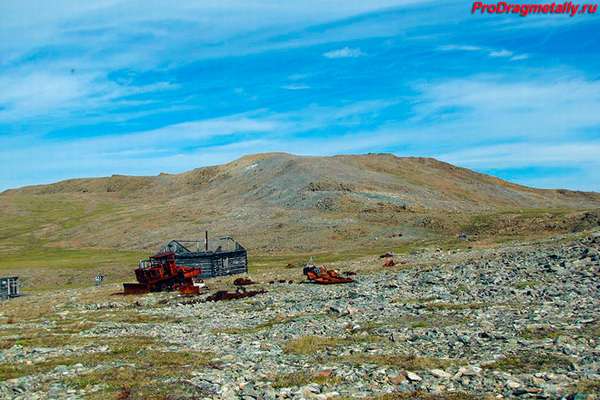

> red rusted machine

[
  {"left": 303, "top": 265, "right": 354, "bottom": 284},
  {"left": 123, "top": 252, "right": 201, "bottom": 294}
]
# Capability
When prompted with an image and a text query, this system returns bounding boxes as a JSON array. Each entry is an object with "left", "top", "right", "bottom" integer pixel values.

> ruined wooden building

[
  {"left": 0, "top": 276, "right": 20, "bottom": 300},
  {"left": 158, "top": 236, "right": 247, "bottom": 279}
]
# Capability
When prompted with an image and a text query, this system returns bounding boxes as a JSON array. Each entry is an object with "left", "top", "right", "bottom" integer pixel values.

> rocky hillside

[
  {"left": 1, "top": 153, "right": 600, "bottom": 254},
  {"left": 1, "top": 232, "right": 599, "bottom": 399}
]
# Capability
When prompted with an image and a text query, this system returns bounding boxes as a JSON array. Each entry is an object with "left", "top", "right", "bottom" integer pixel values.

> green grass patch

[
  {"left": 89, "top": 312, "right": 185, "bottom": 325},
  {"left": 284, "top": 334, "right": 384, "bottom": 355},
  {"left": 519, "top": 325, "right": 563, "bottom": 340},
  {"left": 63, "top": 349, "right": 214, "bottom": 400},
  {"left": 515, "top": 280, "right": 541, "bottom": 290},
  {"left": 569, "top": 379, "right": 600, "bottom": 395},
  {"left": 423, "top": 302, "right": 484, "bottom": 311},
  {"left": 284, "top": 336, "right": 346, "bottom": 355},
  {"left": 0, "top": 336, "right": 161, "bottom": 380},
  {"left": 483, "top": 351, "right": 573, "bottom": 372},
  {"left": 0, "top": 247, "right": 145, "bottom": 271}
]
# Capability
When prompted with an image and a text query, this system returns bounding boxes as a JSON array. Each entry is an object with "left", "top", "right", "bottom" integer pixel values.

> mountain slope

[{"left": 1, "top": 152, "right": 600, "bottom": 255}]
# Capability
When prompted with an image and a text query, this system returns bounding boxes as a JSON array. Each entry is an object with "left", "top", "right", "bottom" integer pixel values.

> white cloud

[
  {"left": 438, "top": 44, "right": 482, "bottom": 52},
  {"left": 0, "top": 67, "right": 179, "bottom": 122},
  {"left": 414, "top": 73, "right": 600, "bottom": 140},
  {"left": 489, "top": 49, "right": 513, "bottom": 58},
  {"left": 510, "top": 54, "right": 529, "bottom": 61},
  {"left": 440, "top": 44, "right": 528, "bottom": 62},
  {"left": 437, "top": 142, "right": 600, "bottom": 190},
  {"left": 323, "top": 47, "right": 365, "bottom": 59},
  {"left": 281, "top": 84, "right": 311, "bottom": 90},
  {"left": 439, "top": 142, "right": 600, "bottom": 169},
  {"left": 0, "top": 1, "right": 428, "bottom": 70}
]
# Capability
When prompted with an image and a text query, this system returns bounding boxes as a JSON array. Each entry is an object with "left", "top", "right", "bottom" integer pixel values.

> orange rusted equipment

[
  {"left": 303, "top": 265, "right": 354, "bottom": 284},
  {"left": 123, "top": 252, "right": 201, "bottom": 295},
  {"left": 233, "top": 277, "right": 256, "bottom": 286},
  {"left": 206, "top": 288, "right": 266, "bottom": 302}
]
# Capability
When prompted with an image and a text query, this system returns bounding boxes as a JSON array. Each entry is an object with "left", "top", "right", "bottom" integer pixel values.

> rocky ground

[{"left": 1, "top": 232, "right": 599, "bottom": 399}]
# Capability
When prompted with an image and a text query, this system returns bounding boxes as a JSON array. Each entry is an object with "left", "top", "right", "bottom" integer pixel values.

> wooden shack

[
  {"left": 157, "top": 236, "right": 247, "bottom": 279},
  {"left": 0, "top": 276, "right": 20, "bottom": 300}
]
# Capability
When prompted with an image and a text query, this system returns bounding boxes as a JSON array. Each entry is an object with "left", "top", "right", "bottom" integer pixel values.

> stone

[
  {"left": 430, "top": 369, "right": 452, "bottom": 379},
  {"left": 389, "top": 374, "right": 407, "bottom": 385},
  {"left": 406, "top": 371, "right": 422, "bottom": 382},
  {"left": 506, "top": 380, "right": 521, "bottom": 389},
  {"left": 458, "top": 366, "right": 482, "bottom": 377}
]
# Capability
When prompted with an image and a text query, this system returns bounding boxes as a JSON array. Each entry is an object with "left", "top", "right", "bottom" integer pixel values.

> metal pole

[{"left": 205, "top": 230, "right": 209, "bottom": 251}]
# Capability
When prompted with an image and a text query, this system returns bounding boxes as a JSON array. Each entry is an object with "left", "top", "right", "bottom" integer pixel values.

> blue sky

[{"left": 1, "top": 0, "right": 599, "bottom": 191}]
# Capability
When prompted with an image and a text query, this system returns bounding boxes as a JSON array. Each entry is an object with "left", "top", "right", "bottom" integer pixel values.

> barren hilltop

[{"left": 2, "top": 153, "right": 599, "bottom": 253}]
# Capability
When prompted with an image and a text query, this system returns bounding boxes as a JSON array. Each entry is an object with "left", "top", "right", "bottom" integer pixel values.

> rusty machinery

[
  {"left": 303, "top": 264, "right": 354, "bottom": 284},
  {"left": 123, "top": 251, "right": 201, "bottom": 295}
]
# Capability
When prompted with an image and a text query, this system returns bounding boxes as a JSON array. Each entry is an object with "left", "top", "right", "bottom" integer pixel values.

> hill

[{"left": 1, "top": 153, "right": 600, "bottom": 290}]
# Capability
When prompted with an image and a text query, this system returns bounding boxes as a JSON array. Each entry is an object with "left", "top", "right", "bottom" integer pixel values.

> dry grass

[
  {"left": 0, "top": 336, "right": 159, "bottom": 380},
  {"left": 283, "top": 334, "right": 385, "bottom": 355},
  {"left": 284, "top": 336, "right": 345, "bottom": 355},
  {"left": 483, "top": 351, "right": 573, "bottom": 372},
  {"left": 423, "top": 302, "right": 484, "bottom": 311},
  {"left": 569, "top": 379, "right": 600, "bottom": 395},
  {"left": 88, "top": 312, "right": 186, "bottom": 324},
  {"left": 0, "top": 330, "right": 214, "bottom": 399},
  {"left": 519, "top": 325, "right": 563, "bottom": 340},
  {"left": 515, "top": 280, "right": 542, "bottom": 290},
  {"left": 0, "top": 332, "right": 94, "bottom": 349},
  {"left": 64, "top": 349, "right": 215, "bottom": 400}
]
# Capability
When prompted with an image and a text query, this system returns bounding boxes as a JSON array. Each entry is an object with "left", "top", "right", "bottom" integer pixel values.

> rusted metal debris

[
  {"left": 179, "top": 284, "right": 201, "bottom": 295},
  {"left": 123, "top": 252, "right": 201, "bottom": 295},
  {"left": 383, "top": 257, "right": 395, "bottom": 267},
  {"left": 233, "top": 277, "right": 256, "bottom": 286},
  {"left": 380, "top": 252, "right": 395, "bottom": 258},
  {"left": 206, "top": 288, "right": 267, "bottom": 302},
  {"left": 303, "top": 265, "right": 354, "bottom": 284},
  {"left": 269, "top": 279, "right": 294, "bottom": 284}
]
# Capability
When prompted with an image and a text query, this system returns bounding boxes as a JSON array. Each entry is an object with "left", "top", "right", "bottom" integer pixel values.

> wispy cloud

[
  {"left": 323, "top": 47, "right": 365, "bottom": 59},
  {"left": 510, "top": 54, "right": 529, "bottom": 61},
  {"left": 281, "top": 84, "right": 311, "bottom": 90},
  {"left": 489, "top": 49, "right": 513, "bottom": 58},
  {"left": 440, "top": 44, "right": 528, "bottom": 62},
  {"left": 0, "top": 68, "right": 179, "bottom": 122},
  {"left": 438, "top": 44, "right": 481, "bottom": 52}
]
